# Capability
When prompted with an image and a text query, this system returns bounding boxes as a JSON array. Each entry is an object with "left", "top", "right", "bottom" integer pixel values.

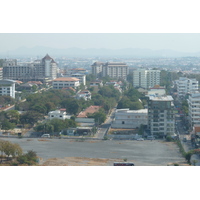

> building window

[{"left": 122, "top": 121, "right": 125, "bottom": 124}]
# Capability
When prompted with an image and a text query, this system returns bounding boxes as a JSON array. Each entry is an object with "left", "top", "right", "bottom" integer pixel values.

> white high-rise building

[
  {"left": 102, "top": 62, "right": 129, "bottom": 80},
  {"left": 188, "top": 93, "right": 200, "bottom": 126},
  {"left": 0, "top": 79, "right": 15, "bottom": 98},
  {"left": 91, "top": 62, "right": 104, "bottom": 78},
  {"left": 176, "top": 77, "right": 198, "bottom": 99},
  {"left": 133, "top": 69, "right": 160, "bottom": 89},
  {"left": 0, "top": 68, "right": 3, "bottom": 80}
]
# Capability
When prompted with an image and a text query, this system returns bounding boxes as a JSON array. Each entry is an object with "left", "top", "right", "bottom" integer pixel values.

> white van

[{"left": 41, "top": 134, "right": 50, "bottom": 138}]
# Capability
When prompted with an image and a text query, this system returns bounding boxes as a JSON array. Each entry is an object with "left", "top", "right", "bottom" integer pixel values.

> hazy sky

[{"left": 1, "top": 33, "right": 200, "bottom": 53}]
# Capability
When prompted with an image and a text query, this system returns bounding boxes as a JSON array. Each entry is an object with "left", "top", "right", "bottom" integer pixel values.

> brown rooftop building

[{"left": 77, "top": 106, "right": 101, "bottom": 118}]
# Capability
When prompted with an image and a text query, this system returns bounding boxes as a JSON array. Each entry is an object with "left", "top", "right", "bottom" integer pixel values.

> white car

[
  {"left": 41, "top": 134, "right": 50, "bottom": 138},
  {"left": 147, "top": 136, "right": 155, "bottom": 140},
  {"left": 137, "top": 138, "right": 144, "bottom": 141}
]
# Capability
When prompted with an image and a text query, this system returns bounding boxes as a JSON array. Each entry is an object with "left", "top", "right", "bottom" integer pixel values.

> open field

[{"left": 0, "top": 138, "right": 187, "bottom": 166}]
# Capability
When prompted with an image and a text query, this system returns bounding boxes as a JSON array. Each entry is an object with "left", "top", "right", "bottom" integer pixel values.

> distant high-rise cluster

[
  {"left": 91, "top": 62, "right": 129, "bottom": 80},
  {"left": 3, "top": 54, "right": 58, "bottom": 82}
]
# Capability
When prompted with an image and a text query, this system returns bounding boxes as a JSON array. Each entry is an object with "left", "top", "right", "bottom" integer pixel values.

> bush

[
  {"left": 17, "top": 150, "right": 38, "bottom": 165},
  {"left": 166, "top": 136, "right": 174, "bottom": 142},
  {"left": 173, "top": 163, "right": 179, "bottom": 166},
  {"left": 103, "top": 136, "right": 109, "bottom": 140},
  {"left": 176, "top": 140, "right": 186, "bottom": 157}
]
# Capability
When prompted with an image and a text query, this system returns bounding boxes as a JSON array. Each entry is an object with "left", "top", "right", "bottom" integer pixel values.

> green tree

[
  {"left": 45, "top": 102, "right": 56, "bottom": 113},
  {"left": 0, "top": 140, "right": 6, "bottom": 162},
  {"left": 89, "top": 110, "right": 107, "bottom": 125},
  {"left": 31, "top": 85, "right": 38, "bottom": 92},
  {"left": 1, "top": 141, "right": 22, "bottom": 160},
  {"left": 130, "top": 101, "right": 143, "bottom": 110},
  {"left": 86, "top": 74, "right": 95, "bottom": 82},
  {"left": 20, "top": 111, "right": 43, "bottom": 125},
  {"left": 6, "top": 110, "right": 20, "bottom": 124},
  {"left": 46, "top": 118, "right": 65, "bottom": 133},
  {"left": 65, "top": 99, "right": 80, "bottom": 115},
  {"left": 127, "top": 73, "right": 133, "bottom": 85},
  {"left": 17, "top": 150, "right": 38, "bottom": 165},
  {"left": 1, "top": 119, "right": 15, "bottom": 131}
]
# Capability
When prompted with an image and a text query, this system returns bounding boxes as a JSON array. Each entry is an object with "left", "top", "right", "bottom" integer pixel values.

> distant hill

[{"left": 0, "top": 46, "right": 199, "bottom": 58}]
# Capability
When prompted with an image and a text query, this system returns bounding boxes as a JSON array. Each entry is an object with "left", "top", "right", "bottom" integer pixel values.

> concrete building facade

[
  {"left": 176, "top": 77, "right": 198, "bottom": 99},
  {"left": 71, "top": 73, "right": 86, "bottom": 86},
  {"left": 147, "top": 95, "right": 175, "bottom": 137},
  {"left": 102, "top": 62, "right": 128, "bottom": 80},
  {"left": 188, "top": 93, "right": 200, "bottom": 126},
  {"left": 133, "top": 69, "right": 160, "bottom": 89},
  {"left": 0, "top": 79, "right": 16, "bottom": 98},
  {"left": 3, "top": 54, "right": 58, "bottom": 82},
  {"left": 48, "top": 109, "right": 71, "bottom": 120},
  {"left": 91, "top": 62, "right": 129, "bottom": 80},
  {"left": 111, "top": 108, "right": 148, "bottom": 129},
  {"left": 52, "top": 77, "right": 80, "bottom": 89},
  {"left": 91, "top": 62, "right": 104, "bottom": 78}
]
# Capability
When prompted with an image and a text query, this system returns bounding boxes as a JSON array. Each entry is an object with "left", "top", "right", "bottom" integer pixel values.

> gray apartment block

[{"left": 147, "top": 95, "right": 175, "bottom": 137}]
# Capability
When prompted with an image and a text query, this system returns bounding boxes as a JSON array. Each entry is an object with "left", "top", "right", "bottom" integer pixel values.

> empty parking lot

[{"left": 0, "top": 138, "right": 187, "bottom": 166}]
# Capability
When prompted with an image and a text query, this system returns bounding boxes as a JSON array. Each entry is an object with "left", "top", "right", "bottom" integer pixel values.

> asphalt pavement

[{"left": 176, "top": 118, "right": 200, "bottom": 166}]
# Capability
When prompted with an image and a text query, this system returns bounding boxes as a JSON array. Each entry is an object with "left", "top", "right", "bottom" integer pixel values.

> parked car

[
  {"left": 147, "top": 135, "right": 155, "bottom": 140},
  {"left": 137, "top": 138, "right": 144, "bottom": 141},
  {"left": 41, "top": 134, "right": 50, "bottom": 138}
]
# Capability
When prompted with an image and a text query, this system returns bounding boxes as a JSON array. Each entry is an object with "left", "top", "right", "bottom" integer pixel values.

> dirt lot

[
  {"left": 40, "top": 157, "right": 125, "bottom": 166},
  {"left": 0, "top": 138, "right": 188, "bottom": 166}
]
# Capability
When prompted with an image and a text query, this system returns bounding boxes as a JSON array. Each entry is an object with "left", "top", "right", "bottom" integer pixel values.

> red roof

[
  {"left": 53, "top": 77, "right": 79, "bottom": 82},
  {"left": 71, "top": 68, "right": 85, "bottom": 71},
  {"left": 27, "top": 81, "right": 43, "bottom": 85},
  {"left": 77, "top": 106, "right": 101, "bottom": 118}
]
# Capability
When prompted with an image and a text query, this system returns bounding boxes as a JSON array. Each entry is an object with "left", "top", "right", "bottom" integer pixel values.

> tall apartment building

[
  {"left": 102, "top": 62, "right": 128, "bottom": 80},
  {"left": 133, "top": 69, "right": 160, "bottom": 89},
  {"left": 3, "top": 54, "right": 58, "bottom": 82},
  {"left": 91, "top": 62, "right": 103, "bottom": 78},
  {"left": 188, "top": 93, "right": 200, "bottom": 126},
  {"left": 0, "top": 79, "right": 16, "bottom": 98},
  {"left": 91, "top": 62, "right": 129, "bottom": 79},
  {"left": 147, "top": 95, "right": 175, "bottom": 137},
  {"left": 71, "top": 73, "right": 86, "bottom": 86},
  {"left": 0, "top": 68, "right": 3, "bottom": 80},
  {"left": 176, "top": 77, "right": 198, "bottom": 99}
]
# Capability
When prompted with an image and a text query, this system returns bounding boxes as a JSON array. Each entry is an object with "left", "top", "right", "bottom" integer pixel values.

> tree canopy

[{"left": 117, "top": 87, "right": 144, "bottom": 110}]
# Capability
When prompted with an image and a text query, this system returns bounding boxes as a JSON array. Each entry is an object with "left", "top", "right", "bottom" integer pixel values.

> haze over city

[
  {"left": 2, "top": 33, "right": 200, "bottom": 58},
  {"left": 1, "top": 33, "right": 200, "bottom": 53}
]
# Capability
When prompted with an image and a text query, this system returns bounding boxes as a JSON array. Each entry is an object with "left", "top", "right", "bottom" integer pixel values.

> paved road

[
  {"left": 176, "top": 116, "right": 200, "bottom": 165},
  {"left": 95, "top": 108, "right": 115, "bottom": 139}
]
